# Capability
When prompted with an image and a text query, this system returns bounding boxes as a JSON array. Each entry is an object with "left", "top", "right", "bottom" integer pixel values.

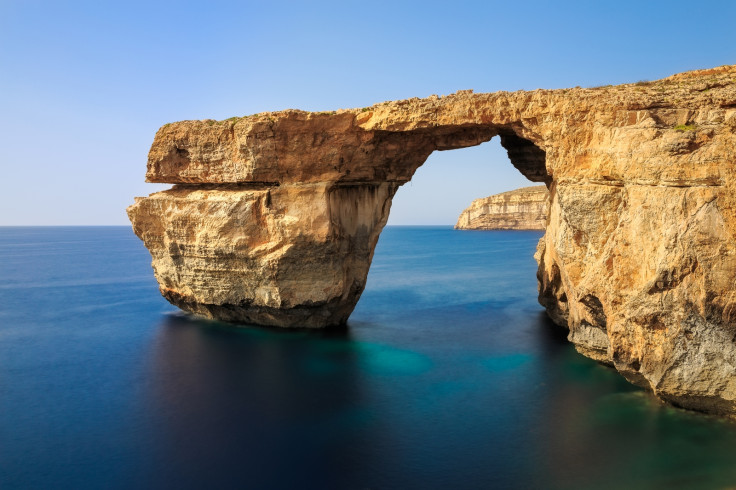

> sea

[{"left": 2, "top": 226, "right": 736, "bottom": 489}]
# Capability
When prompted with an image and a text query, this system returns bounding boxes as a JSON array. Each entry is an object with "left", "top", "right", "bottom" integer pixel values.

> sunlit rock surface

[
  {"left": 129, "top": 65, "right": 736, "bottom": 416},
  {"left": 455, "top": 186, "right": 548, "bottom": 230}
]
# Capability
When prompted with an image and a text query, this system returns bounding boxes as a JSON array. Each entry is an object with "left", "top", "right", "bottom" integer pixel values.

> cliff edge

[{"left": 455, "top": 186, "right": 548, "bottom": 230}]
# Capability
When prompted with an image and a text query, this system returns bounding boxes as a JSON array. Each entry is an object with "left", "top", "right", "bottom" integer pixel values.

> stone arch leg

[{"left": 128, "top": 181, "right": 399, "bottom": 328}]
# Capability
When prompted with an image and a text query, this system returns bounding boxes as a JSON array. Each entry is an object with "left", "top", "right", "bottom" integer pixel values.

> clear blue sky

[{"left": 1, "top": 0, "right": 734, "bottom": 225}]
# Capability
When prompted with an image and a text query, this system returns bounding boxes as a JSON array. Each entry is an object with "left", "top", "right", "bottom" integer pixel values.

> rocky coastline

[
  {"left": 455, "top": 185, "right": 548, "bottom": 230},
  {"left": 129, "top": 65, "right": 736, "bottom": 417}
]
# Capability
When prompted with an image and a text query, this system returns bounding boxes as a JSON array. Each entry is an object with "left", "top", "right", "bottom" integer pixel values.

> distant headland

[{"left": 455, "top": 186, "right": 548, "bottom": 230}]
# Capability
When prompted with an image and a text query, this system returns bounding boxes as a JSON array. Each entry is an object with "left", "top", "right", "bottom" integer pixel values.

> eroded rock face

[
  {"left": 129, "top": 65, "right": 736, "bottom": 416},
  {"left": 129, "top": 182, "right": 396, "bottom": 327},
  {"left": 455, "top": 186, "right": 548, "bottom": 230}
]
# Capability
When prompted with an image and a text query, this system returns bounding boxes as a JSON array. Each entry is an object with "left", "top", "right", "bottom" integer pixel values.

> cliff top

[
  {"left": 184, "top": 63, "right": 736, "bottom": 123},
  {"left": 146, "top": 64, "right": 736, "bottom": 186}
]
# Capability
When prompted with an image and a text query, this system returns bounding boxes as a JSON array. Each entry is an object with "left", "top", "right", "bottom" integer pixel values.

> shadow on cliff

[{"left": 536, "top": 310, "right": 571, "bottom": 346}]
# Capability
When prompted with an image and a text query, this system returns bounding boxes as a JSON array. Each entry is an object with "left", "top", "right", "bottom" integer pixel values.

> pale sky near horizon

[{"left": 1, "top": 0, "right": 734, "bottom": 225}]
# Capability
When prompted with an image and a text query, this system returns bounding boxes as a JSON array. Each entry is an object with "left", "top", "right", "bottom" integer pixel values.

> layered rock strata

[
  {"left": 129, "top": 65, "right": 736, "bottom": 416},
  {"left": 455, "top": 185, "right": 548, "bottom": 230}
]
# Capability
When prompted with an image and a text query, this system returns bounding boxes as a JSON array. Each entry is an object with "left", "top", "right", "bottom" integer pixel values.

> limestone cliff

[
  {"left": 129, "top": 64, "right": 736, "bottom": 417},
  {"left": 455, "top": 186, "right": 548, "bottom": 230}
]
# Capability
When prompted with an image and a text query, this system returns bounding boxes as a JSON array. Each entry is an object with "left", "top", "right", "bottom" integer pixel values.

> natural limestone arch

[
  {"left": 129, "top": 65, "right": 736, "bottom": 416},
  {"left": 133, "top": 109, "right": 552, "bottom": 329}
]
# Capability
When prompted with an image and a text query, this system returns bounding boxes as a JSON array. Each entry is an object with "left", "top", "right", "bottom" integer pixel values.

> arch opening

[
  {"left": 386, "top": 128, "right": 548, "bottom": 226},
  {"left": 360, "top": 127, "right": 550, "bottom": 326}
]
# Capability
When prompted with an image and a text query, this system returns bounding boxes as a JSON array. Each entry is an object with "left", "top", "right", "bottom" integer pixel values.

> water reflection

[
  {"left": 6, "top": 227, "right": 736, "bottom": 488},
  {"left": 145, "top": 307, "right": 570, "bottom": 488},
  {"left": 148, "top": 313, "right": 375, "bottom": 488},
  {"left": 531, "top": 314, "right": 736, "bottom": 490},
  {"left": 147, "top": 281, "right": 736, "bottom": 488}
]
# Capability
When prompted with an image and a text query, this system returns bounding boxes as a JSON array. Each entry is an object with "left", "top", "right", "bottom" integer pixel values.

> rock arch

[{"left": 129, "top": 65, "right": 736, "bottom": 416}]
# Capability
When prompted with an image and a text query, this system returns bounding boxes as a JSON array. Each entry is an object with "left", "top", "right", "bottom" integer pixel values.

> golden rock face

[
  {"left": 129, "top": 65, "right": 736, "bottom": 416},
  {"left": 455, "top": 186, "right": 548, "bottom": 230}
]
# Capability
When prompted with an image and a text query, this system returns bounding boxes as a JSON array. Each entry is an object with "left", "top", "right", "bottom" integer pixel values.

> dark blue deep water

[{"left": 3, "top": 226, "right": 736, "bottom": 489}]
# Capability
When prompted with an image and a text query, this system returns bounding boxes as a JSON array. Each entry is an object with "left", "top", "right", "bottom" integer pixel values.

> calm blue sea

[{"left": 2, "top": 226, "right": 736, "bottom": 489}]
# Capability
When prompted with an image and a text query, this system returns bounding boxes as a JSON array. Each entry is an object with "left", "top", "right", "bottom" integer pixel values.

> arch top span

[
  {"left": 143, "top": 90, "right": 554, "bottom": 186},
  {"left": 129, "top": 65, "right": 736, "bottom": 417}
]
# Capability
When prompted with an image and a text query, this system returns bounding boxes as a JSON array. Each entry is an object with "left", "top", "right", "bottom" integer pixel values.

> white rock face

[{"left": 455, "top": 186, "right": 548, "bottom": 230}]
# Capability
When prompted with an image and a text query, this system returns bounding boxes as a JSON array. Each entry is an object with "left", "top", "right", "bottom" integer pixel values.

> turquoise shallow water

[{"left": 2, "top": 226, "right": 736, "bottom": 489}]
